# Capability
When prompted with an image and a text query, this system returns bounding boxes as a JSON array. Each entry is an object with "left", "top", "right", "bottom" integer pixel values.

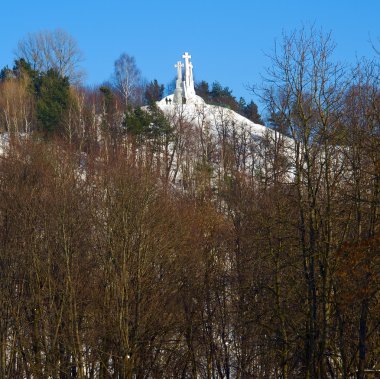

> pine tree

[
  {"left": 0, "top": 66, "right": 13, "bottom": 81},
  {"left": 144, "top": 79, "right": 164, "bottom": 105},
  {"left": 123, "top": 103, "right": 171, "bottom": 141},
  {"left": 0, "top": 59, "right": 37, "bottom": 82},
  {"left": 243, "top": 100, "right": 264, "bottom": 125},
  {"left": 35, "top": 69, "right": 70, "bottom": 133},
  {"left": 195, "top": 80, "right": 210, "bottom": 102}
]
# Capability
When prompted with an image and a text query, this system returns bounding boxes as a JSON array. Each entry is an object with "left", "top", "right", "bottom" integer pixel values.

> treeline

[
  {"left": 195, "top": 81, "right": 264, "bottom": 124},
  {"left": 0, "top": 29, "right": 263, "bottom": 139},
  {"left": 0, "top": 27, "right": 379, "bottom": 378}
]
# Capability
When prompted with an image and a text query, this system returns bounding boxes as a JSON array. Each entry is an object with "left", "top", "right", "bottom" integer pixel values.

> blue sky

[{"left": 1, "top": 0, "right": 379, "bottom": 108}]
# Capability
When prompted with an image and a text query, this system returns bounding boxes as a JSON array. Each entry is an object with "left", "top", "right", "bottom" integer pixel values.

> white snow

[{"left": 157, "top": 94, "right": 283, "bottom": 141}]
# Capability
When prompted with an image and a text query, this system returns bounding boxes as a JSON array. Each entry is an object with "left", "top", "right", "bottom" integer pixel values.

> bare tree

[
  {"left": 114, "top": 53, "right": 142, "bottom": 108},
  {"left": 260, "top": 26, "right": 348, "bottom": 377},
  {"left": 16, "top": 29, "right": 84, "bottom": 82},
  {"left": 0, "top": 75, "right": 34, "bottom": 134}
]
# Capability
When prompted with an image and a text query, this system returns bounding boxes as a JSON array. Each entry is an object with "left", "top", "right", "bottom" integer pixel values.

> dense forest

[{"left": 0, "top": 28, "right": 379, "bottom": 378}]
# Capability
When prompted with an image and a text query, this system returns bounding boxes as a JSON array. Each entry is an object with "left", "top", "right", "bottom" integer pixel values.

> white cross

[
  {"left": 182, "top": 52, "right": 192, "bottom": 67},
  {"left": 174, "top": 61, "right": 184, "bottom": 80}
]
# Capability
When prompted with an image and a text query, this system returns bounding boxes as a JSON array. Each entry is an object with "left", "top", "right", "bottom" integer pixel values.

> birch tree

[{"left": 114, "top": 53, "right": 142, "bottom": 108}]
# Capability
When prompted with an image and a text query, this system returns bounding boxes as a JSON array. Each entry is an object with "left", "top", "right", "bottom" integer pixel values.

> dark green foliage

[
  {"left": 209, "top": 81, "right": 235, "bottom": 106},
  {"left": 196, "top": 80, "right": 238, "bottom": 109},
  {"left": 99, "top": 85, "right": 115, "bottom": 114},
  {"left": 144, "top": 79, "right": 164, "bottom": 105},
  {"left": 148, "top": 103, "right": 172, "bottom": 138},
  {"left": 238, "top": 96, "right": 247, "bottom": 110},
  {"left": 0, "top": 60, "right": 70, "bottom": 135},
  {"left": 195, "top": 80, "right": 210, "bottom": 102},
  {"left": 13, "top": 59, "right": 36, "bottom": 80},
  {"left": 0, "top": 59, "right": 37, "bottom": 83},
  {"left": 0, "top": 66, "right": 13, "bottom": 81},
  {"left": 35, "top": 69, "right": 70, "bottom": 133},
  {"left": 98, "top": 85, "right": 123, "bottom": 140},
  {"left": 195, "top": 80, "right": 264, "bottom": 124},
  {"left": 123, "top": 102, "right": 172, "bottom": 141},
  {"left": 123, "top": 107, "right": 151, "bottom": 136},
  {"left": 242, "top": 100, "right": 264, "bottom": 124}
]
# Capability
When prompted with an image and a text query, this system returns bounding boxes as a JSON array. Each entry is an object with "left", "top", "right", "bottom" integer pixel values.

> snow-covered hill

[
  {"left": 158, "top": 52, "right": 285, "bottom": 143},
  {"left": 157, "top": 94, "right": 275, "bottom": 140}
]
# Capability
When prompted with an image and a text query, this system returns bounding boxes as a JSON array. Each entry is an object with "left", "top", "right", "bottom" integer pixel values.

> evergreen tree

[
  {"left": 195, "top": 80, "right": 264, "bottom": 124},
  {"left": 123, "top": 106, "right": 150, "bottom": 136},
  {"left": 0, "top": 66, "right": 13, "bottom": 81},
  {"left": 242, "top": 100, "right": 264, "bottom": 125},
  {"left": 0, "top": 59, "right": 36, "bottom": 82},
  {"left": 13, "top": 58, "right": 36, "bottom": 80},
  {"left": 195, "top": 80, "right": 210, "bottom": 102},
  {"left": 99, "top": 86, "right": 115, "bottom": 114},
  {"left": 35, "top": 69, "right": 70, "bottom": 133},
  {"left": 147, "top": 102, "right": 172, "bottom": 139},
  {"left": 196, "top": 80, "right": 239, "bottom": 110},
  {"left": 144, "top": 79, "right": 164, "bottom": 105},
  {"left": 238, "top": 96, "right": 247, "bottom": 111},
  {"left": 210, "top": 81, "right": 231, "bottom": 105},
  {"left": 123, "top": 102, "right": 171, "bottom": 141},
  {"left": 99, "top": 85, "right": 121, "bottom": 138}
]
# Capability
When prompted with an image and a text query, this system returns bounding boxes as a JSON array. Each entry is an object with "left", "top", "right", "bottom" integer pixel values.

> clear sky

[{"left": 1, "top": 0, "right": 379, "bottom": 109}]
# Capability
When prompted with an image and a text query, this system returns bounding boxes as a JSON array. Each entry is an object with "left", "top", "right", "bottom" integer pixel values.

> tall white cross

[
  {"left": 174, "top": 61, "right": 184, "bottom": 81},
  {"left": 189, "top": 62, "right": 194, "bottom": 83},
  {"left": 182, "top": 52, "right": 192, "bottom": 67},
  {"left": 182, "top": 52, "right": 192, "bottom": 91}
]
